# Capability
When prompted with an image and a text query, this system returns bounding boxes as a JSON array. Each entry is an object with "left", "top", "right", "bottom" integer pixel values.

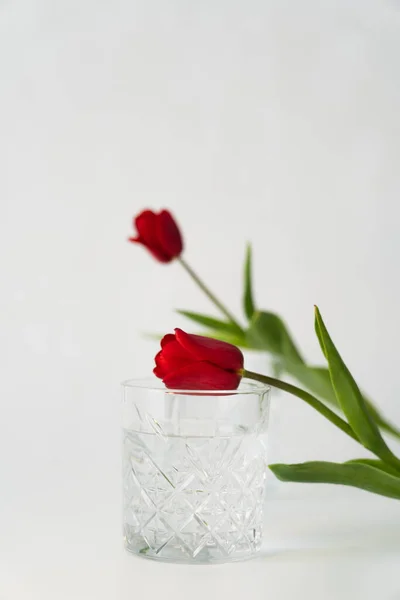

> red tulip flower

[
  {"left": 154, "top": 329, "right": 244, "bottom": 390},
  {"left": 129, "top": 209, "right": 183, "bottom": 263}
]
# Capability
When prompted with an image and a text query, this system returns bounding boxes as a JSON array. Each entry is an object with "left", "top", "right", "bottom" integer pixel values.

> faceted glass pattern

[{"left": 122, "top": 380, "right": 270, "bottom": 564}]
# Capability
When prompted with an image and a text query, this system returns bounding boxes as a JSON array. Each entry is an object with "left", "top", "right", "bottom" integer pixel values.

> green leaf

[
  {"left": 243, "top": 244, "right": 256, "bottom": 320},
  {"left": 270, "top": 461, "right": 400, "bottom": 500},
  {"left": 200, "top": 329, "right": 250, "bottom": 348},
  {"left": 314, "top": 317, "right": 327, "bottom": 360},
  {"left": 246, "top": 311, "right": 303, "bottom": 364},
  {"left": 314, "top": 307, "right": 400, "bottom": 467},
  {"left": 177, "top": 310, "right": 239, "bottom": 334},
  {"left": 346, "top": 458, "right": 400, "bottom": 477}
]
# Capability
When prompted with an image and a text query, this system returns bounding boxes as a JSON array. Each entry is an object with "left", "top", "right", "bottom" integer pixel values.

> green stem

[
  {"left": 244, "top": 369, "right": 360, "bottom": 444},
  {"left": 179, "top": 257, "right": 243, "bottom": 333}
]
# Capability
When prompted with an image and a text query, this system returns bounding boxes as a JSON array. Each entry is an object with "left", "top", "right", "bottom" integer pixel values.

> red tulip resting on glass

[{"left": 154, "top": 328, "right": 244, "bottom": 390}]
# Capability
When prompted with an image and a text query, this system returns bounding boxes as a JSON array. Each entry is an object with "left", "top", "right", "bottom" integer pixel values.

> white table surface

[{"left": 2, "top": 481, "right": 400, "bottom": 600}]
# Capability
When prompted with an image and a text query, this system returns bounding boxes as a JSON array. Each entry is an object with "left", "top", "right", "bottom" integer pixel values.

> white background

[{"left": 1, "top": 1, "right": 400, "bottom": 598}]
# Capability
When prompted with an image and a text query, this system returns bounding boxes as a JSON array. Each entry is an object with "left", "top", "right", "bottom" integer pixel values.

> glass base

[
  {"left": 123, "top": 429, "right": 266, "bottom": 565},
  {"left": 124, "top": 529, "right": 262, "bottom": 564}
]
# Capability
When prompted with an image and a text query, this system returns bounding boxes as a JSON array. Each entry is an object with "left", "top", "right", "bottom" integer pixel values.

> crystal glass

[{"left": 122, "top": 378, "right": 270, "bottom": 564}]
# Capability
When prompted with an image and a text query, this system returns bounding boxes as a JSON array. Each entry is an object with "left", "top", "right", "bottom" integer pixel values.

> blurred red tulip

[{"left": 129, "top": 209, "right": 183, "bottom": 263}]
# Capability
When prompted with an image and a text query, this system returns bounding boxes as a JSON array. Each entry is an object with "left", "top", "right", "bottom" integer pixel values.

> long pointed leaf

[
  {"left": 314, "top": 307, "right": 400, "bottom": 468},
  {"left": 243, "top": 244, "right": 256, "bottom": 320},
  {"left": 270, "top": 461, "right": 400, "bottom": 500}
]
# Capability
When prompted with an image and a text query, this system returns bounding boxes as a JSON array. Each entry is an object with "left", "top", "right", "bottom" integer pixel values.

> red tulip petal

[
  {"left": 132, "top": 238, "right": 171, "bottom": 262},
  {"left": 174, "top": 328, "right": 244, "bottom": 371},
  {"left": 153, "top": 339, "right": 193, "bottom": 378},
  {"left": 153, "top": 354, "right": 168, "bottom": 378},
  {"left": 160, "top": 333, "right": 176, "bottom": 348},
  {"left": 161, "top": 361, "right": 241, "bottom": 390},
  {"left": 133, "top": 210, "right": 171, "bottom": 262},
  {"left": 134, "top": 210, "right": 157, "bottom": 244},
  {"left": 156, "top": 210, "right": 183, "bottom": 259}
]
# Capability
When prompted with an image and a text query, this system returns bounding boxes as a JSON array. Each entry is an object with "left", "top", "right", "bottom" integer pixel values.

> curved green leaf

[
  {"left": 177, "top": 310, "right": 238, "bottom": 334},
  {"left": 270, "top": 460, "right": 400, "bottom": 500},
  {"left": 246, "top": 311, "right": 303, "bottom": 364},
  {"left": 200, "top": 329, "right": 250, "bottom": 348},
  {"left": 346, "top": 458, "right": 400, "bottom": 477},
  {"left": 314, "top": 307, "right": 400, "bottom": 469},
  {"left": 243, "top": 244, "right": 256, "bottom": 320}
]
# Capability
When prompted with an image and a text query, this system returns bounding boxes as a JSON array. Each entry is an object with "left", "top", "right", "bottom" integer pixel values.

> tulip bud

[
  {"left": 154, "top": 329, "right": 244, "bottom": 390},
  {"left": 129, "top": 209, "right": 183, "bottom": 263}
]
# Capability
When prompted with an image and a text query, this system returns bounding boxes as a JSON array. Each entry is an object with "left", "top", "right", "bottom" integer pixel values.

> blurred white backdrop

[{"left": 1, "top": 1, "right": 400, "bottom": 597}]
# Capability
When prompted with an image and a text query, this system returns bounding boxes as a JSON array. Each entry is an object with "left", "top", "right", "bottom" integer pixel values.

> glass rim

[{"left": 121, "top": 377, "right": 270, "bottom": 396}]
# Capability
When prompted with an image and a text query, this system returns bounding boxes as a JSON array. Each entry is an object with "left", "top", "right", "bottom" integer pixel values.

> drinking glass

[{"left": 122, "top": 378, "right": 270, "bottom": 564}]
